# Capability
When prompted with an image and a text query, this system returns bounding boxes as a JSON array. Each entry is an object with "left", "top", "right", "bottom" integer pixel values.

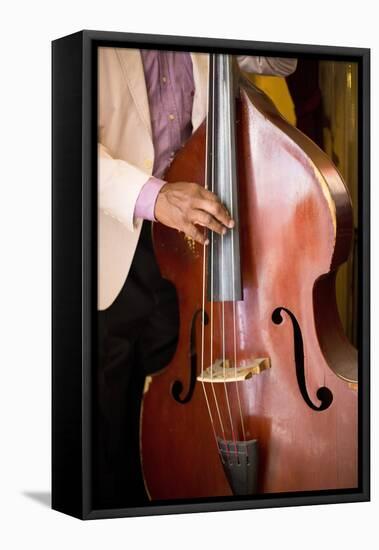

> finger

[
  {"left": 195, "top": 198, "right": 235, "bottom": 229},
  {"left": 183, "top": 222, "right": 209, "bottom": 246},
  {"left": 199, "top": 188, "right": 219, "bottom": 202},
  {"left": 190, "top": 209, "right": 226, "bottom": 236}
]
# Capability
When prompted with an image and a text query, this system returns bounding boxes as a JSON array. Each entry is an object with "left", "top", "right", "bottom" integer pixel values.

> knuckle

[
  {"left": 192, "top": 183, "right": 202, "bottom": 195},
  {"left": 206, "top": 189, "right": 217, "bottom": 201},
  {"left": 204, "top": 213, "right": 212, "bottom": 225},
  {"left": 215, "top": 203, "right": 224, "bottom": 216},
  {"left": 191, "top": 227, "right": 202, "bottom": 243}
]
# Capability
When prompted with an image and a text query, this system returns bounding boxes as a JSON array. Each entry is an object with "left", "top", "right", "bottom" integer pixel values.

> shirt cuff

[{"left": 134, "top": 176, "right": 166, "bottom": 222}]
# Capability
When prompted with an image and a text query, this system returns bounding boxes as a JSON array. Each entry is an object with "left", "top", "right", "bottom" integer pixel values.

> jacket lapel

[
  {"left": 115, "top": 49, "right": 209, "bottom": 139},
  {"left": 115, "top": 48, "right": 152, "bottom": 139},
  {"left": 190, "top": 52, "right": 209, "bottom": 131}
]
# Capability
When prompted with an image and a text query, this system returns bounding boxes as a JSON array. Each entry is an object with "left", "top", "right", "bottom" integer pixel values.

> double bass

[{"left": 141, "top": 54, "right": 358, "bottom": 499}]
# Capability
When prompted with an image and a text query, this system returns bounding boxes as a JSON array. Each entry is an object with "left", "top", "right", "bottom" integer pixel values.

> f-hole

[
  {"left": 272, "top": 307, "right": 333, "bottom": 411},
  {"left": 171, "top": 308, "right": 209, "bottom": 404}
]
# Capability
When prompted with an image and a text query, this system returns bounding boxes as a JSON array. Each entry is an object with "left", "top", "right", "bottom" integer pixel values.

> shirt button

[
  {"left": 168, "top": 114, "right": 175, "bottom": 121},
  {"left": 162, "top": 76, "right": 167, "bottom": 83}
]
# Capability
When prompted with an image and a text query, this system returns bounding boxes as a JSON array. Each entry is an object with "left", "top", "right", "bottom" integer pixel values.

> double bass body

[{"left": 140, "top": 62, "right": 358, "bottom": 500}]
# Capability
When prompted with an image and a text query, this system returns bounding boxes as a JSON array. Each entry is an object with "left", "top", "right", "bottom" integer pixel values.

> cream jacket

[{"left": 98, "top": 48, "right": 297, "bottom": 310}]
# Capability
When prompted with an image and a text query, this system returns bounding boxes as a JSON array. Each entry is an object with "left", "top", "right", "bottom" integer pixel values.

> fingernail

[
  {"left": 204, "top": 238, "right": 210, "bottom": 245},
  {"left": 228, "top": 220, "right": 235, "bottom": 228},
  {"left": 222, "top": 228, "right": 227, "bottom": 235}
]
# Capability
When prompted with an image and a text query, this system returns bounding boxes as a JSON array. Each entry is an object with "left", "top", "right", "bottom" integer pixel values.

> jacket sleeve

[
  {"left": 236, "top": 56, "right": 297, "bottom": 77},
  {"left": 98, "top": 142, "right": 151, "bottom": 232}
]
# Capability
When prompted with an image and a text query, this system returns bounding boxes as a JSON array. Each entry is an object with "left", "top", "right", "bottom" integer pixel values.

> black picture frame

[{"left": 52, "top": 29, "right": 370, "bottom": 520}]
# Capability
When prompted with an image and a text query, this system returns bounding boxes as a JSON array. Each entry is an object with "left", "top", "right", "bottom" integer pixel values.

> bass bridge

[{"left": 196, "top": 357, "right": 270, "bottom": 383}]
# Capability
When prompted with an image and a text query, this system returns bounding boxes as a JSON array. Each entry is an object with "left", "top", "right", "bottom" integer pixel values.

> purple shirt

[{"left": 134, "top": 50, "right": 195, "bottom": 221}]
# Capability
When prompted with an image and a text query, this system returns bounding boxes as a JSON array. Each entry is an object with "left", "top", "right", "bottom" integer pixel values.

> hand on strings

[{"left": 154, "top": 182, "right": 234, "bottom": 245}]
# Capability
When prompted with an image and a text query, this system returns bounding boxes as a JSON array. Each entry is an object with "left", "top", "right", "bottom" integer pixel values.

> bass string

[
  {"left": 200, "top": 52, "right": 224, "bottom": 450},
  {"left": 209, "top": 53, "right": 229, "bottom": 447},
  {"left": 201, "top": 53, "right": 246, "bottom": 458},
  {"left": 217, "top": 53, "right": 243, "bottom": 458},
  {"left": 221, "top": 216, "right": 239, "bottom": 456},
  {"left": 200, "top": 234, "right": 219, "bottom": 448},
  {"left": 209, "top": 53, "right": 239, "bottom": 456},
  {"left": 209, "top": 233, "right": 227, "bottom": 440},
  {"left": 227, "top": 54, "right": 247, "bottom": 446}
]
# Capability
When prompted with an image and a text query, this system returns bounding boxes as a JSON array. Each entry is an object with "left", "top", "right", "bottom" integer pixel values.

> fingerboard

[{"left": 206, "top": 54, "right": 242, "bottom": 302}]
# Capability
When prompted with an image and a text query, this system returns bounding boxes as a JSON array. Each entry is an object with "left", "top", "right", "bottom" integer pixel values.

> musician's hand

[{"left": 154, "top": 182, "right": 234, "bottom": 245}]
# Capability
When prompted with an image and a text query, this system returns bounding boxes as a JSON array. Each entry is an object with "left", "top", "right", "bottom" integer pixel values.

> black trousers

[{"left": 93, "top": 221, "right": 179, "bottom": 509}]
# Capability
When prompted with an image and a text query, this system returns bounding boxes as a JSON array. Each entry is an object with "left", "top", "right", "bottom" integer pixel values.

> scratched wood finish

[{"left": 140, "top": 79, "right": 358, "bottom": 500}]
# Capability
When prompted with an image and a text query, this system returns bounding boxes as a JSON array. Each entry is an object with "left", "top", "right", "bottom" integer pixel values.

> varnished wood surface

[{"left": 140, "top": 79, "right": 358, "bottom": 500}]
